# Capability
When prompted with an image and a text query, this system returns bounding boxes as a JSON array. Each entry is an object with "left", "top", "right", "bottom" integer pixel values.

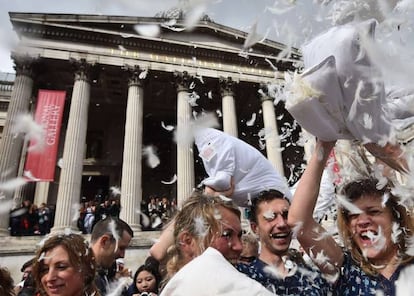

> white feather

[
  {"left": 381, "top": 192, "right": 390, "bottom": 207},
  {"left": 9, "top": 207, "right": 27, "bottom": 218},
  {"left": 284, "top": 71, "right": 323, "bottom": 109},
  {"left": 310, "top": 249, "right": 330, "bottom": 266},
  {"left": 12, "top": 113, "right": 45, "bottom": 152},
  {"left": 263, "top": 264, "right": 285, "bottom": 279},
  {"left": 193, "top": 216, "right": 208, "bottom": 237},
  {"left": 183, "top": 1, "right": 208, "bottom": 31},
  {"left": 152, "top": 216, "right": 162, "bottom": 229},
  {"left": 161, "top": 121, "right": 175, "bottom": 131},
  {"left": 57, "top": 158, "right": 64, "bottom": 169},
  {"left": 365, "top": 227, "right": 386, "bottom": 251},
  {"left": 361, "top": 113, "right": 373, "bottom": 129},
  {"left": 406, "top": 235, "right": 414, "bottom": 256},
  {"left": 265, "top": 3, "right": 295, "bottom": 15},
  {"left": 138, "top": 69, "right": 148, "bottom": 79},
  {"left": 161, "top": 174, "right": 177, "bottom": 185},
  {"left": 243, "top": 21, "right": 262, "bottom": 50},
  {"left": 110, "top": 186, "right": 121, "bottom": 196},
  {"left": 291, "top": 221, "right": 304, "bottom": 238},
  {"left": 0, "top": 177, "right": 27, "bottom": 192},
  {"left": 108, "top": 220, "right": 120, "bottom": 252},
  {"left": 143, "top": 145, "right": 160, "bottom": 168},
  {"left": 136, "top": 210, "right": 150, "bottom": 228},
  {"left": 106, "top": 277, "right": 133, "bottom": 296},
  {"left": 336, "top": 194, "right": 363, "bottom": 215},
  {"left": 23, "top": 170, "right": 40, "bottom": 182},
  {"left": 391, "top": 222, "right": 402, "bottom": 244},
  {"left": 246, "top": 113, "right": 257, "bottom": 126},
  {"left": 133, "top": 24, "right": 160, "bottom": 37},
  {"left": 0, "top": 199, "right": 13, "bottom": 216}
]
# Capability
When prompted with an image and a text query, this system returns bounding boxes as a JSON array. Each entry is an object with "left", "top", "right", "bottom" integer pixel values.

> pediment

[{"left": 9, "top": 12, "right": 300, "bottom": 67}]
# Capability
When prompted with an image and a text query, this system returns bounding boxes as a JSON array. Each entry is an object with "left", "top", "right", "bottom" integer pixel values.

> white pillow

[
  {"left": 302, "top": 19, "right": 391, "bottom": 143},
  {"left": 287, "top": 55, "right": 352, "bottom": 141}
]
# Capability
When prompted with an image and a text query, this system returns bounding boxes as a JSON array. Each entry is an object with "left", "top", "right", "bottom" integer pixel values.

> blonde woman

[{"left": 151, "top": 191, "right": 273, "bottom": 296}]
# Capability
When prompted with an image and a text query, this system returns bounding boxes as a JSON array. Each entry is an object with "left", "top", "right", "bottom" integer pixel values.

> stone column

[
  {"left": 13, "top": 101, "right": 36, "bottom": 208},
  {"left": 260, "top": 84, "right": 285, "bottom": 176},
  {"left": 174, "top": 71, "right": 195, "bottom": 207},
  {"left": 51, "top": 59, "right": 92, "bottom": 233},
  {"left": 33, "top": 182, "right": 50, "bottom": 206},
  {"left": 0, "top": 56, "right": 35, "bottom": 236},
  {"left": 119, "top": 65, "right": 145, "bottom": 233},
  {"left": 219, "top": 76, "right": 238, "bottom": 137}
]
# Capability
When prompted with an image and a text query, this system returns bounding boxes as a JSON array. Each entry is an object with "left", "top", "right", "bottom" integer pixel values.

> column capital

[
  {"left": 70, "top": 58, "right": 95, "bottom": 83},
  {"left": 219, "top": 76, "right": 237, "bottom": 97},
  {"left": 173, "top": 71, "right": 193, "bottom": 92},
  {"left": 258, "top": 83, "right": 272, "bottom": 102},
  {"left": 12, "top": 54, "right": 37, "bottom": 78},
  {"left": 123, "top": 65, "right": 147, "bottom": 87}
]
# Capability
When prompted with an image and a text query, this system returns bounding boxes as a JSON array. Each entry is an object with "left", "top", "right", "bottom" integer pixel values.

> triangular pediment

[{"left": 9, "top": 12, "right": 300, "bottom": 70}]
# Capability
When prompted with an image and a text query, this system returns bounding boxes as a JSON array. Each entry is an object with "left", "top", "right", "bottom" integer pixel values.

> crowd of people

[
  {"left": 142, "top": 195, "right": 177, "bottom": 230},
  {"left": 1, "top": 159, "right": 414, "bottom": 296},
  {"left": 2, "top": 13, "right": 414, "bottom": 293},
  {"left": 78, "top": 198, "right": 121, "bottom": 234},
  {"left": 9, "top": 200, "right": 54, "bottom": 236},
  {"left": 8, "top": 193, "right": 178, "bottom": 236}
]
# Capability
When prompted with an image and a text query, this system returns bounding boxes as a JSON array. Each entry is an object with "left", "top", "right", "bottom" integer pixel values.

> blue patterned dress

[
  {"left": 335, "top": 252, "right": 414, "bottom": 296},
  {"left": 236, "top": 258, "right": 332, "bottom": 295}
]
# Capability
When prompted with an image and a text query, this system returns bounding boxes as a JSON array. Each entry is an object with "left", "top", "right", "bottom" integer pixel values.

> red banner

[{"left": 24, "top": 90, "right": 66, "bottom": 181}]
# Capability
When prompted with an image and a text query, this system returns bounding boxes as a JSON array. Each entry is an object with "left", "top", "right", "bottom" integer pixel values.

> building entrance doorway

[{"left": 81, "top": 175, "right": 109, "bottom": 202}]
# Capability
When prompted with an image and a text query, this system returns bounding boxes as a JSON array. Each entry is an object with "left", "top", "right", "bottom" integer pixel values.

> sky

[
  {"left": 0, "top": 0, "right": 329, "bottom": 73},
  {"left": 1, "top": 0, "right": 413, "bottom": 74}
]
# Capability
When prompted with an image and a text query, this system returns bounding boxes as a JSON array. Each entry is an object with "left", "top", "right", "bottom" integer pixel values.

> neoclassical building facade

[{"left": 0, "top": 11, "right": 304, "bottom": 236}]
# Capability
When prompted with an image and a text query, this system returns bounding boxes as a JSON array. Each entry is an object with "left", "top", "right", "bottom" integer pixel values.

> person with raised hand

[{"left": 288, "top": 139, "right": 414, "bottom": 295}]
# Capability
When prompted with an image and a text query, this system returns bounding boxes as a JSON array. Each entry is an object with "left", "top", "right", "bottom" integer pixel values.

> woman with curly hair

[
  {"left": 32, "top": 233, "right": 100, "bottom": 296},
  {"left": 288, "top": 139, "right": 414, "bottom": 295}
]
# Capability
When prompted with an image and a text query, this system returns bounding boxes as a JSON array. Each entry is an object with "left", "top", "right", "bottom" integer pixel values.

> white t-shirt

[{"left": 160, "top": 247, "right": 274, "bottom": 296}]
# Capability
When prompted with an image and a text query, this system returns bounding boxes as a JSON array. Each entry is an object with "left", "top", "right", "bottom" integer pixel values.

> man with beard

[{"left": 236, "top": 189, "right": 331, "bottom": 295}]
